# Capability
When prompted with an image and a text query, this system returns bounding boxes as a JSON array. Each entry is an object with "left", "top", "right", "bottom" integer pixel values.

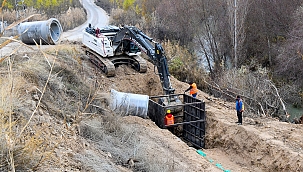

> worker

[
  {"left": 95, "top": 27, "right": 100, "bottom": 37},
  {"left": 184, "top": 81, "right": 198, "bottom": 98},
  {"left": 235, "top": 95, "right": 244, "bottom": 125},
  {"left": 164, "top": 109, "right": 174, "bottom": 126},
  {"left": 86, "top": 23, "right": 92, "bottom": 33}
]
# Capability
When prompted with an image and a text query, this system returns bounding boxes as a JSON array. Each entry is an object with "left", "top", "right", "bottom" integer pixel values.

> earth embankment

[{"left": 204, "top": 100, "right": 303, "bottom": 172}]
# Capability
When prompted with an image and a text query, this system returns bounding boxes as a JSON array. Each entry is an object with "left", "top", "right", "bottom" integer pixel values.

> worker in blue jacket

[{"left": 235, "top": 95, "right": 244, "bottom": 125}]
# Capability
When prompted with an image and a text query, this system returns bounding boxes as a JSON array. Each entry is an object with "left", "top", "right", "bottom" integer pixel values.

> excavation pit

[{"left": 148, "top": 94, "right": 206, "bottom": 148}]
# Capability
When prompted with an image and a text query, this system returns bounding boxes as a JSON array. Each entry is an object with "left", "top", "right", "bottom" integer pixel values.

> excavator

[
  {"left": 82, "top": 25, "right": 206, "bottom": 148},
  {"left": 82, "top": 24, "right": 181, "bottom": 109}
]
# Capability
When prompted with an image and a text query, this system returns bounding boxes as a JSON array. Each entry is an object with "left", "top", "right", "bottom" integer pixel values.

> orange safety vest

[
  {"left": 165, "top": 114, "right": 175, "bottom": 125},
  {"left": 190, "top": 83, "right": 198, "bottom": 95}
]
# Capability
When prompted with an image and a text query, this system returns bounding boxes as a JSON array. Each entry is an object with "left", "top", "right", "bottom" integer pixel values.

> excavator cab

[
  {"left": 121, "top": 41, "right": 141, "bottom": 55},
  {"left": 129, "top": 42, "right": 140, "bottom": 54}
]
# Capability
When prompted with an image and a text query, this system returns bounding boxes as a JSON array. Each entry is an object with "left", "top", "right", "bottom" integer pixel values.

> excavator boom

[
  {"left": 112, "top": 26, "right": 175, "bottom": 95},
  {"left": 82, "top": 24, "right": 181, "bottom": 108}
]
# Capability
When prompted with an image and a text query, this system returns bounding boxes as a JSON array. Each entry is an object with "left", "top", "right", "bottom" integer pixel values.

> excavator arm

[{"left": 111, "top": 26, "right": 175, "bottom": 95}]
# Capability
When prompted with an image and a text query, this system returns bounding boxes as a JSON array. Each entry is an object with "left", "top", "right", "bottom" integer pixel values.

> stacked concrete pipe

[{"left": 18, "top": 18, "right": 62, "bottom": 45}]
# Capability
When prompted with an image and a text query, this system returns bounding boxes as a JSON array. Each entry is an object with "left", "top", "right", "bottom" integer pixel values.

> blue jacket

[{"left": 236, "top": 99, "right": 243, "bottom": 111}]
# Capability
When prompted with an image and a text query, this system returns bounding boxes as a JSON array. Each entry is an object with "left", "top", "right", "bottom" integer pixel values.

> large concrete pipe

[
  {"left": 110, "top": 89, "right": 149, "bottom": 118},
  {"left": 18, "top": 18, "right": 62, "bottom": 45}
]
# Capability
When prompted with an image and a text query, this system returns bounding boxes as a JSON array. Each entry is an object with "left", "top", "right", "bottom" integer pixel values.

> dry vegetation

[
  {"left": 0, "top": 41, "right": 200, "bottom": 171},
  {"left": 0, "top": 50, "right": 55, "bottom": 171},
  {"left": 163, "top": 40, "right": 208, "bottom": 90},
  {"left": 1, "top": 7, "right": 86, "bottom": 32},
  {"left": 209, "top": 66, "right": 289, "bottom": 120},
  {"left": 0, "top": 42, "right": 101, "bottom": 170},
  {"left": 104, "top": 0, "right": 303, "bottom": 120},
  {"left": 58, "top": 7, "right": 86, "bottom": 31},
  {"left": 0, "top": 21, "right": 93, "bottom": 168}
]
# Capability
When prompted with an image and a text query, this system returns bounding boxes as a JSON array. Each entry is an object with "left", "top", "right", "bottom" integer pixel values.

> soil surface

[{"left": 1, "top": 42, "right": 303, "bottom": 172}]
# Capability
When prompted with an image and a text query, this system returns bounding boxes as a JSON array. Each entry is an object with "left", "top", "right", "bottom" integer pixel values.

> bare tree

[
  {"left": 209, "top": 66, "right": 289, "bottom": 119},
  {"left": 244, "top": 0, "right": 301, "bottom": 67},
  {"left": 191, "top": 0, "right": 231, "bottom": 78},
  {"left": 274, "top": 5, "right": 303, "bottom": 105},
  {"left": 153, "top": 0, "right": 198, "bottom": 45},
  {"left": 226, "top": 0, "right": 249, "bottom": 68}
]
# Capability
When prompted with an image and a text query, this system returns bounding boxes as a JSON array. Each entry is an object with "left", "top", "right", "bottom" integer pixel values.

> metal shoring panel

[
  {"left": 148, "top": 94, "right": 206, "bottom": 148},
  {"left": 183, "top": 94, "right": 205, "bottom": 148}
]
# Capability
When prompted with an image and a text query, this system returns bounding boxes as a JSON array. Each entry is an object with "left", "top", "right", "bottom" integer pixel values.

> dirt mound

[
  {"left": 203, "top": 98, "right": 303, "bottom": 171},
  {"left": 58, "top": 43, "right": 303, "bottom": 171},
  {"left": 2, "top": 43, "right": 303, "bottom": 171}
]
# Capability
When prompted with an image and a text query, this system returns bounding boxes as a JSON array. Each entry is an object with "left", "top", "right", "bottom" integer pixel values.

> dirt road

[{"left": 61, "top": 0, "right": 109, "bottom": 41}]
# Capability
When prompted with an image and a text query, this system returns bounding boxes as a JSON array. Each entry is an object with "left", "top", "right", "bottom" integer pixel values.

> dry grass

[
  {"left": 0, "top": 40, "right": 93, "bottom": 170},
  {"left": 0, "top": 55, "right": 54, "bottom": 171},
  {"left": 59, "top": 7, "right": 86, "bottom": 31},
  {"left": 78, "top": 113, "right": 175, "bottom": 172},
  {"left": 1, "top": 7, "right": 85, "bottom": 37},
  {"left": 0, "top": 7, "right": 65, "bottom": 168},
  {"left": 1, "top": 9, "right": 48, "bottom": 23},
  {"left": 110, "top": 8, "right": 143, "bottom": 26},
  {"left": 0, "top": 4, "right": 138, "bottom": 171}
]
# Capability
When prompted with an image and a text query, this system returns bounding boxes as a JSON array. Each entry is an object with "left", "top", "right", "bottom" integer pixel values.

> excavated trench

[
  {"left": 81, "top": 60, "right": 303, "bottom": 171},
  {"left": 204, "top": 109, "right": 303, "bottom": 172},
  {"left": 122, "top": 72, "right": 303, "bottom": 171},
  {"left": 109, "top": 88, "right": 206, "bottom": 149}
]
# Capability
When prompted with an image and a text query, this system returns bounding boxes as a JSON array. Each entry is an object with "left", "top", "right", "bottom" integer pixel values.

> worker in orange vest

[
  {"left": 184, "top": 81, "right": 198, "bottom": 98},
  {"left": 165, "top": 109, "right": 174, "bottom": 126}
]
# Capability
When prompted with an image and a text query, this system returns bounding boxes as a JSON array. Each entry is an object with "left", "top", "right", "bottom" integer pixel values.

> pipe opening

[{"left": 50, "top": 20, "right": 61, "bottom": 42}]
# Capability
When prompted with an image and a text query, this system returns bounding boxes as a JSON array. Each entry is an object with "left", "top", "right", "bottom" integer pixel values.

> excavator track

[
  {"left": 83, "top": 46, "right": 147, "bottom": 76},
  {"left": 108, "top": 55, "right": 147, "bottom": 73},
  {"left": 83, "top": 46, "right": 115, "bottom": 77},
  {"left": 132, "top": 55, "right": 147, "bottom": 73}
]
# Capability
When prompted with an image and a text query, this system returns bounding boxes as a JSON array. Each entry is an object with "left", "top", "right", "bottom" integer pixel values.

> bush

[
  {"left": 95, "top": 0, "right": 112, "bottom": 14},
  {"left": 109, "top": 8, "right": 143, "bottom": 26},
  {"left": 58, "top": 7, "right": 86, "bottom": 31},
  {"left": 163, "top": 40, "right": 208, "bottom": 90}
]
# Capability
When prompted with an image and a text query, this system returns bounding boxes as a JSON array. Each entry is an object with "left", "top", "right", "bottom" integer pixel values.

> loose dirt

[{"left": 1, "top": 42, "right": 303, "bottom": 172}]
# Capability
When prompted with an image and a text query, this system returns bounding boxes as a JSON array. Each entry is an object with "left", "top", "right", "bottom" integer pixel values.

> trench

[
  {"left": 103, "top": 65, "right": 303, "bottom": 171},
  {"left": 204, "top": 110, "right": 303, "bottom": 172},
  {"left": 142, "top": 91, "right": 303, "bottom": 171},
  {"left": 110, "top": 89, "right": 206, "bottom": 149},
  {"left": 147, "top": 94, "right": 206, "bottom": 149}
]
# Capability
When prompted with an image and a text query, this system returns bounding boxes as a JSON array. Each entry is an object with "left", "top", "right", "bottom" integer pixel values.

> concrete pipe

[
  {"left": 110, "top": 89, "right": 149, "bottom": 118},
  {"left": 18, "top": 18, "right": 62, "bottom": 45}
]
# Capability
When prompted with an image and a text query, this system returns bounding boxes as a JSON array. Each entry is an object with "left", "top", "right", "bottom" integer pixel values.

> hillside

[{"left": 1, "top": 42, "right": 303, "bottom": 172}]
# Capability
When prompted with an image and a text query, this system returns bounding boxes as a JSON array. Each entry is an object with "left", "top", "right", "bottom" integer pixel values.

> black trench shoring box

[{"left": 148, "top": 94, "right": 206, "bottom": 149}]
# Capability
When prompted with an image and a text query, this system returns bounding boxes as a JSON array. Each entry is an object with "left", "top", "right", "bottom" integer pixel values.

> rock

[
  {"left": 32, "top": 94, "right": 39, "bottom": 101},
  {"left": 106, "top": 152, "right": 112, "bottom": 158}
]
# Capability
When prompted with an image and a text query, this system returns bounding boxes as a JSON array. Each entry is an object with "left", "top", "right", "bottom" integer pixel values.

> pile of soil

[{"left": 1, "top": 43, "right": 303, "bottom": 172}]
